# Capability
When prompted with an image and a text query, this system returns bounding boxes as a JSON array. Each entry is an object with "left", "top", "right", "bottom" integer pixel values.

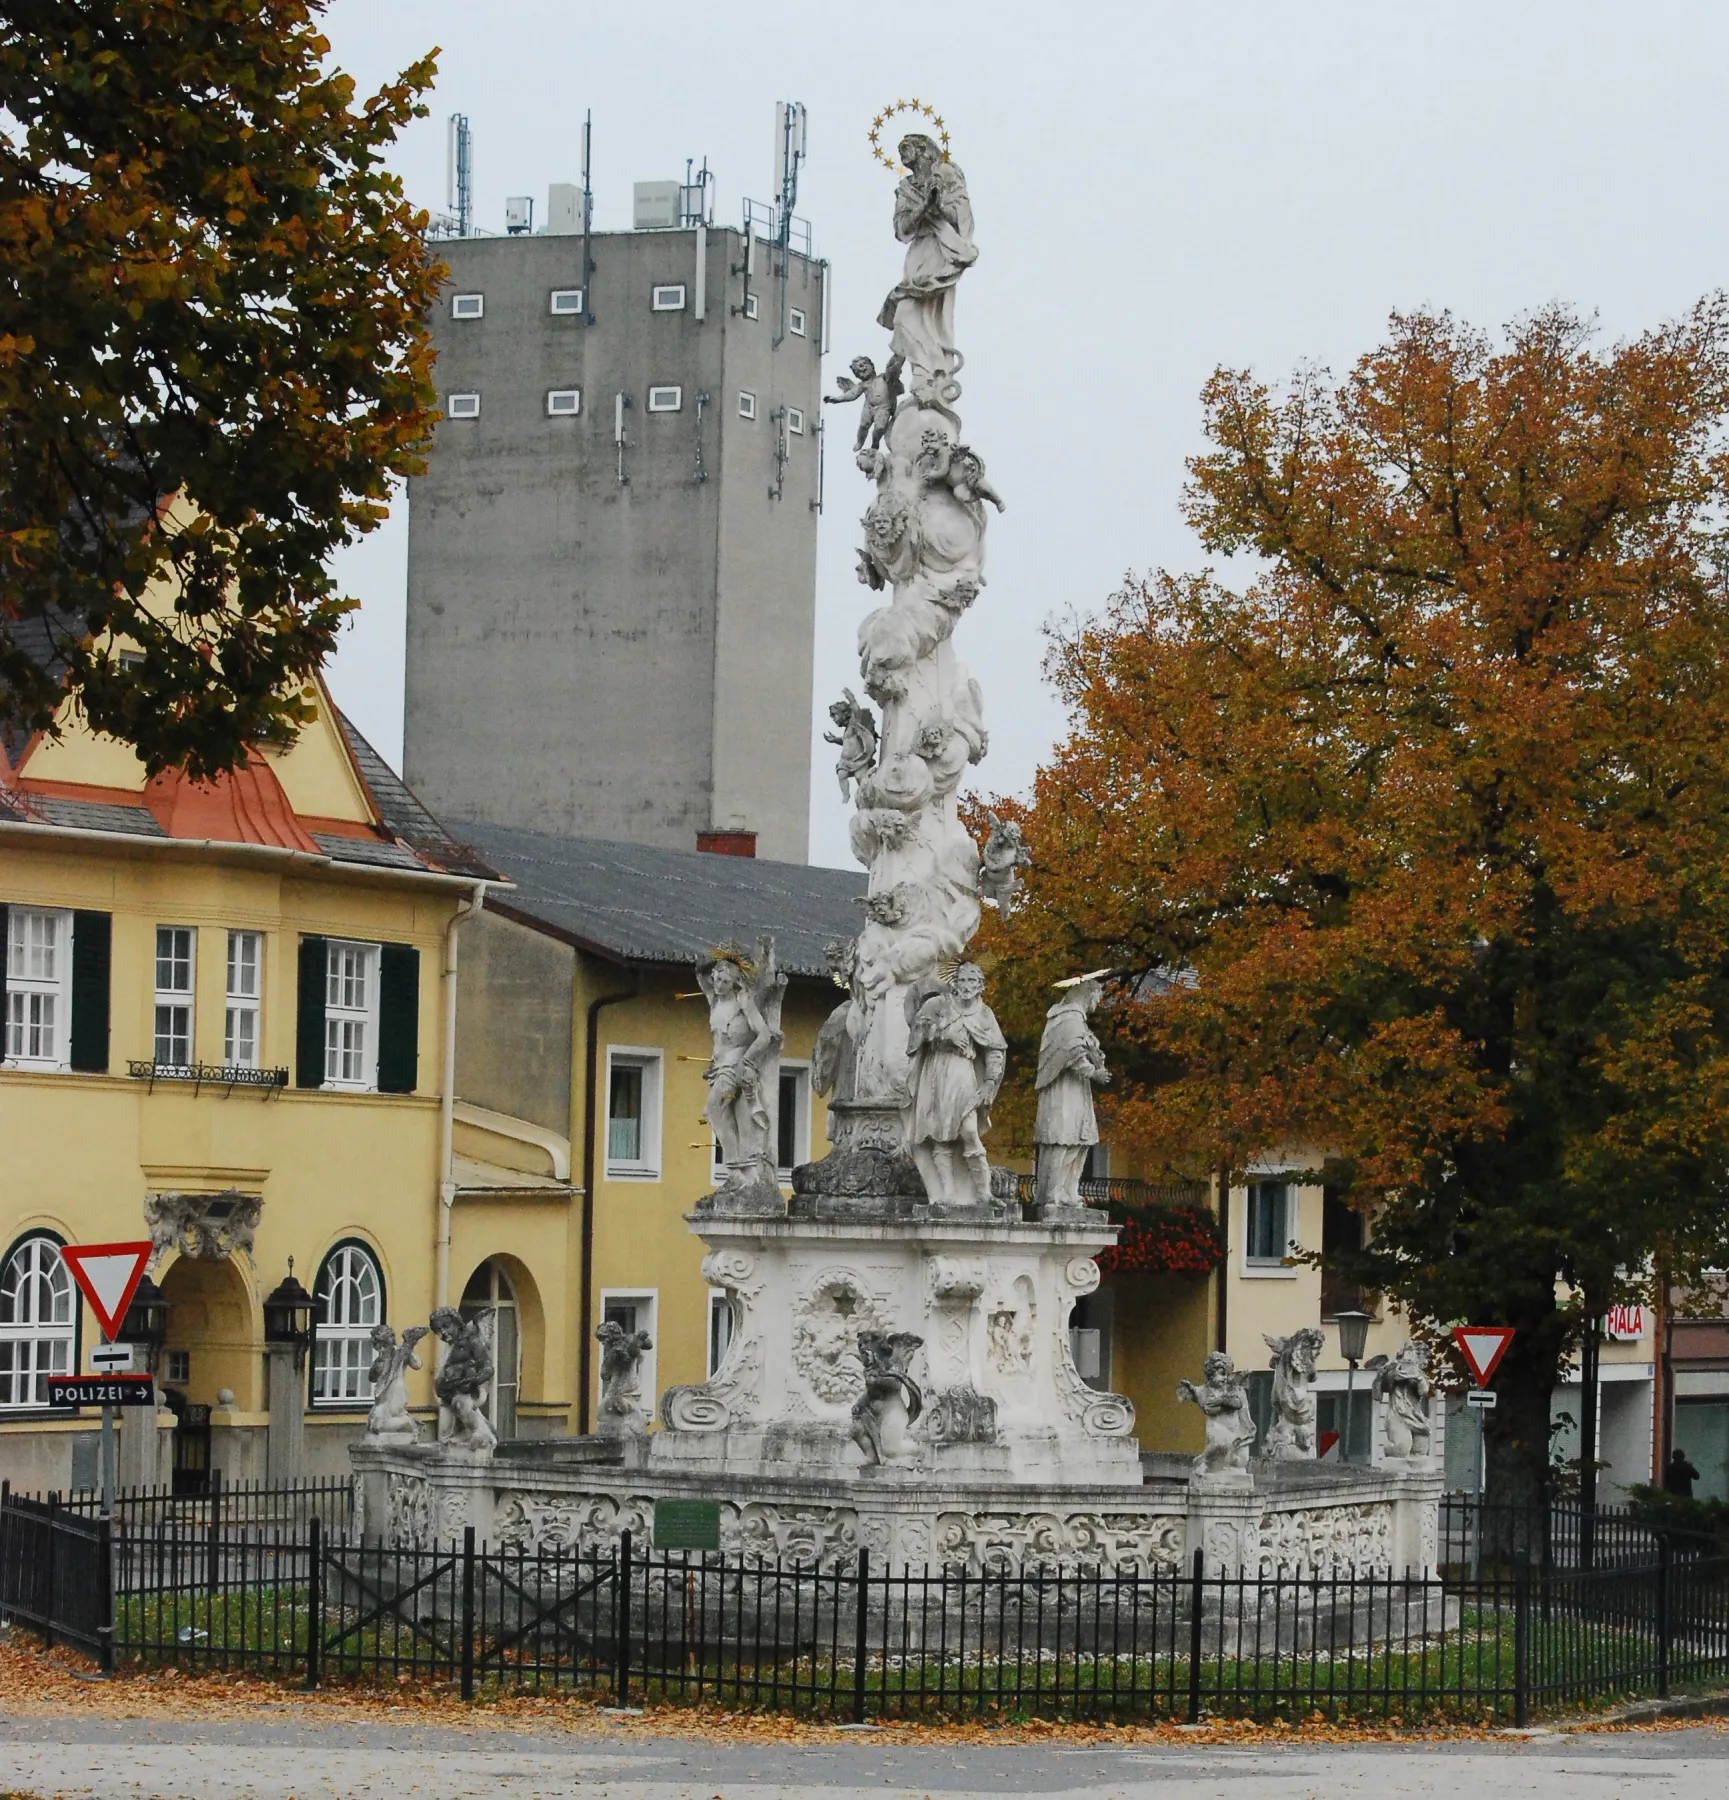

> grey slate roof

[
  {"left": 452, "top": 817, "right": 866, "bottom": 979},
  {"left": 333, "top": 711, "right": 497, "bottom": 880}
]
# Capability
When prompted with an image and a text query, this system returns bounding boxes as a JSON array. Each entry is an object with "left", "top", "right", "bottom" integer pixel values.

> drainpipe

[
  {"left": 435, "top": 882, "right": 486, "bottom": 1310},
  {"left": 578, "top": 969, "right": 639, "bottom": 1433},
  {"left": 1214, "top": 1163, "right": 1230, "bottom": 1355}
]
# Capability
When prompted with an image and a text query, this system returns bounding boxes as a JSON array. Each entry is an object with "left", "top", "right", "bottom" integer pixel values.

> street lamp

[
  {"left": 119, "top": 1274, "right": 170, "bottom": 1372},
  {"left": 1334, "top": 1310, "right": 1373, "bottom": 1464},
  {"left": 264, "top": 1260, "right": 316, "bottom": 1372}
]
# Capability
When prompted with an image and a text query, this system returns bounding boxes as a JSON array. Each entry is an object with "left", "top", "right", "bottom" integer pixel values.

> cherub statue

[
  {"left": 915, "top": 430, "right": 1006, "bottom": 514},
  {"left": 978, "top": 812, "right": 1031, "bottom": 913},
  {"left": 595, "top": 1318, "right": 655, "bottom": 1437},
  {"left": 696, "top": 936, "right": 787, "bottom": 1201},
  {"left": 429, "top": 1306, "right": 497, "bottom": 1455},
  {"left": 905, "top": 963, "right": 1006, "bottom": 1209},
  {"left": 824, "top": 688, "right": 879, "bottom": 800},
  {"left": 856, "top": 492, "right": 916, "bottom": 592},
  {"left": 1176, "top": 1351, "right": 1258, "bottom": 1477},
  {"left": 824, "top": 352, "right": 904, "bottom": 456},
  {"left": 850, "top": 1330, "right": 924, "bottom": 1465},
  {"left": 1033, "top": 973, "right": 1111, "bottom": 1213},
  {"left": 1369, "top": 1339, "right": 1434, "bottom": 1460},
  {"left": 365, "top": 1322, "right": 428, "bottom": 1441},
  {"left": 1262, "top": 1327, "right": 1325, "bottom": 1460}
]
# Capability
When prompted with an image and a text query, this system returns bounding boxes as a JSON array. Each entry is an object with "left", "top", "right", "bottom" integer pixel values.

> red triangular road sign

[
  {"left": 61, "top": 1242, "right": 153, "bottom": 1342},
  {"left": 1452, "top": 1324, "right": 1515, "bottom": 1389}
]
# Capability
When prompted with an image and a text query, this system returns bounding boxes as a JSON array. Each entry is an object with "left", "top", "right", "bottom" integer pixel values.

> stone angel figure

[
  {"left": 824, "top": 352, "right": 904, "bottom": 458},
  {"left": 824, "top": 688, "right": 879, "bottom": 800},
  {"left": 1176, "top": 1351, "right": 1257, "bottom": 1477},
  {"left": 978, "top": 812, "right": 1031, "bottom": 913},
  {"left": 697, "top": 936, "right": 788, "bottom": 1205},
  {"left": 905, "top": 963, "right": 1006, "bottom": 1209},
  {"left": 1262, "top": 1327, "right": 1325, "bottom": 1460},
  {"left": 1033, "top": 973, "right": 1111, "bottom": 1213},
  {"left": 850, "top": 1330, "right": 925, "bottom": 1465},
  {"left": 595, "top": 1318, "right": 655, "bottom": 1438},
  {"left": 1369, "top": 1339, "right": 1434, "bottom": 1460},
  {"left": 365, "top": 1322, "right": 428, "bottom": 1441},
  {"left": 811, "top": 938, "right": 860, "bottom": 1120},
  {"left": 915, "top": 429, "right": 1006, "bottom": 513},
  {"left": 429, "top": 1306, "right": 497, "bottom": 1455}
]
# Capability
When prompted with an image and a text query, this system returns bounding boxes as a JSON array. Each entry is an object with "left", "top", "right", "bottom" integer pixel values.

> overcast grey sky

[{"left": 319, "top": 0, "right": 1728, "bottom": 870}]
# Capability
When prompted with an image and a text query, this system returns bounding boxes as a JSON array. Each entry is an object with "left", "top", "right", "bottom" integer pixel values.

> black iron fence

[
  {"left": 7, "top": 1489, "right": 1727, "bottom": 1723},
  {"left": 1439, "top": 1496, "right": 1717, "bottom": 1573},
  {"left": 55, "top": 1471, "right": 354, "bottom": 1536}
]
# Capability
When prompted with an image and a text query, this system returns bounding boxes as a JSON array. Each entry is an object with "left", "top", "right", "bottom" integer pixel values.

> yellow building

[
  {"left": 1, "top": 664, "right": 494, "bottom": 1493},
  {"left": 446, "top": 819, "right": 864, "bottom": 1434}
]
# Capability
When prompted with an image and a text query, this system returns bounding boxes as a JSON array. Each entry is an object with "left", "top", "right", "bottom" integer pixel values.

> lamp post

[
  {"left": 263, "top": 1261, "right": 316, "bottom": 1371},
  {"left": 1334, "top": 1310, "right": 1373, "bottom": 1464},
  {"left": 119, "top": 1274, "right": 170, "bottom": 1372},
  {"left": 115, "top": 1273, "right": 170, "bottom": 1493},
  {"left": 263, "top": 1259, "right": 316, "bottom": 1485}
]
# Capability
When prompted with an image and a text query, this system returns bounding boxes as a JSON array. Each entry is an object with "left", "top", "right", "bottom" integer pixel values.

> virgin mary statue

[{"left": 877, "top": 133, "right": 977, "bottom": 398}]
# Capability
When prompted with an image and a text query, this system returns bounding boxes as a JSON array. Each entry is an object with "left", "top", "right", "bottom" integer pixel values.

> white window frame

[
  {"left": 743, "top": 293, "right": 759, "bottom": 321},
  {"left": 310, "top": 1242, "right": 384, "bottom": 1406},
  {"left": 787, "top": 406, "right": 805, "bottom": 436},
  {"left": 323, "top": 939, "right": 380, "bottom": 1093},
  {"left": 737, "top": 391, "right": 757, "bottom": 421},
  {"left": 546, "top": 388, "right": 582, "bottom": 416},
  {"left": 450, "top": 292, "right": 484, "bottom": 319},
  {"left": 446, "top": 392, "right": 481, "bottom": 419},
  {"left": 549, "top": 288, "right": 584, "bottom": 315},
  {"left": 0, "top": 1234, "right": 76, "bottom": 1410},
  {"left": 599, "top": 1289, "right": 658, "bottom": 1412},
  {"left": 788, "top": 306, "right": 807, "bottom": 336},
  {"left": 706, "top": 1288, "right": 735, "bottom": 1379},
  {"left": 164, "top": 1348, "right": 191, "bottom": 1386},
  {"left": 1242, "top": 1177, "right": 1300, "bottom": 1278},
  {"left": 3, "top": 905, "right": 72, "bottom": 1071},
  {"left": 651, "top": 284, "right": 687, "bottom": 311},
  {"left": 604, "top": 1047, "right": 663, "bottom": 1179},
  {"left": 225, "top": 929, "right": 262, "bottom": 1070},
  {"left": 646, "top": 385, "right": 682, "bottom": 413},
  {"left": 153, "top": 924, "right": 196, "bottom": 1068}
]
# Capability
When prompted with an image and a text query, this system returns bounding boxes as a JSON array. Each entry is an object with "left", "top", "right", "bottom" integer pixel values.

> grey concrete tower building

[{"left": 403, "top": 217, "right": 825, "bottom": 863}]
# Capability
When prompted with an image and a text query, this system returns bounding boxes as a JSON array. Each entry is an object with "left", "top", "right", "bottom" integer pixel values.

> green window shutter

[
  {"left": 376, "top": 943, "right": 420, "bottom": 1095},
  {"left": 68, "top": 911, "right": 111, "bottom": 1073},
  {"left": 296, "top": 936, "right": 328, "bottom": 1089}
]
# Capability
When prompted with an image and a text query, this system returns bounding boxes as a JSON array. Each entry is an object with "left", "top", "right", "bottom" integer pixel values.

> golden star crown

[{"left": 868, "top": 98, "right": 952, "bottom": 174}]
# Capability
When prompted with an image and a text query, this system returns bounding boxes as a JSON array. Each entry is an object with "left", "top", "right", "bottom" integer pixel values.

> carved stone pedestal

[{"left": 653, "top": 1193, "right": 1139, "bottom": 1488}]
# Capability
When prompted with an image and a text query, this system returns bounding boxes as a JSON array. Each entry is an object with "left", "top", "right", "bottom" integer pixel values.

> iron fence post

[
  {"left": 616, "top": 1527, "right": 632, "bottom": 1709},
  {"left": 44, "top": 1492, "right": 57, "bottom": 1653},
  {"left": 1186, "top": 1546, "right": 1204, "bottom": 1724},
  {"left": 205, "top": 1466, "right": 222, "bottom": 1597},
  {"left": 1656, "top": 1530, "right": 1671, "bottom": 1700},
  {"left": 460, "top": 1525, "right": 477, "bottom": 1701},
  {"left": 304, "top": 1514, "right": 322, "bottom": 1690},
  {"left": 1513, "top": 1559, "right": 1530, "bottom": 1728},
  {"left": 852, "top": 1546, "right": 869, "bottom": 1724}
]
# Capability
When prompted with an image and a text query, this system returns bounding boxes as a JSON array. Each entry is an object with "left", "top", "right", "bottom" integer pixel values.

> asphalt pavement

[{"left": 1, "top": 1712, "right": 1727, "bottom": 1800}]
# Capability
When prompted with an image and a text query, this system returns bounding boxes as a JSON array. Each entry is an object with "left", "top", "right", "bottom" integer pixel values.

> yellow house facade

[{"left": 0, "top": 666, "right": 494, "bottom": 1493}]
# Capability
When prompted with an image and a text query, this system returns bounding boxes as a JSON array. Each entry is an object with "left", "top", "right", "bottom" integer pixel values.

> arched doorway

[
  {"left": 158, "top": 1253, "right": 255, "bottom": 1493},
  {"left": 460, "top": 1260, "right": 519, "bottom": 1441}
]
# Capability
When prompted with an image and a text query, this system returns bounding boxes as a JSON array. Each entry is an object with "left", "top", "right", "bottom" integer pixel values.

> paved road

[{"left": 0, "top": 1714, "right": 1726, "bottom": 1800}]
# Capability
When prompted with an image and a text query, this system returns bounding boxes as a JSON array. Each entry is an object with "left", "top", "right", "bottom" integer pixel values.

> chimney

[{"left": 697, "top": 829, "right": 757, "bottom": 858}]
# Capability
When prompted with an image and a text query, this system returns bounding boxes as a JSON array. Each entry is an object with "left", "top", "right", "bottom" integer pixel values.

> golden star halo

[{"left": 867, "top": 98, "right": 952, "bottom": 174}]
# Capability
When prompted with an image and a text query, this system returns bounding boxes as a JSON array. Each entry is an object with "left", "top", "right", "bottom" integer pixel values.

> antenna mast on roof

[
  {"left": 580, "top": 110, "right": 595, "bottom": 324},
  {"left": 772, "top": 101, "right": 807, "bottom": 348},
  {"left": 448, "top": 113, "right": 473, "bottom": 239}
]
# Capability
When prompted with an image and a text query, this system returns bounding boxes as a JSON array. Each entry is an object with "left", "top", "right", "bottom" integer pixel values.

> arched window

[
  {"left": 310, "top": 1241, "right": 384, "bottom": 1406},
  {"left": 0, "top": 1233, "right": 77, "bottom": 1410}
]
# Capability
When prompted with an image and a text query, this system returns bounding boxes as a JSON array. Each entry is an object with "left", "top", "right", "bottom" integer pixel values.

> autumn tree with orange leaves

[
  {"left": 0, "top": 1, "right": 441, "bottom": 775},
  {"left": 982, "top": 302, "right": 1729, "bottom": 1496}
]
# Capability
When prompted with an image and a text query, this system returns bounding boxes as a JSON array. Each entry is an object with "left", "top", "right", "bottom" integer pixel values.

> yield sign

[
  {"left": 1452, "top": 1325, "right": 1515, "bottom": 1389},
  {"left": 60, "top": 1241, "right": 153, "bottom": 1342}
]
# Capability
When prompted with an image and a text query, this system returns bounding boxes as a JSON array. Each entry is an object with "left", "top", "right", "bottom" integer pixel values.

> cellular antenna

[
  {"left": 772, "top": 102, "right": 808, "bottom": 349},
  {"left": 448, "top": 113, "right": 473, "bottom": 239}
]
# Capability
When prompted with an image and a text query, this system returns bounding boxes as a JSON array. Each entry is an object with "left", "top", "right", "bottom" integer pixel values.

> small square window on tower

[
  {"left": 546, "top": 389, "right": 581, "bottom": 416},
  {"left": 651, "top": 284, "right": 687, "bottom": 312},
  {"left": 787, "top": 407, "right": 805, "bottom": 435},
  {"left": 549, "top": 288, "right": 584, "bottom": 315},
  {"left": 737, "top": 391, "right": 757, "bottom": 420},
  {"left": 743, "top": 293, "right": 759, "bottom": 321},
  {"left": 788, "top": 307, "right": 807, "bottom": 336},
  {"left": 450, "top": 292, "right": 484, "bottom": 320},
  {"left": 646, "top": 385, "right": 682, "bottom": 413},
  {"left": 446, "top": 393, "right": 480, "bottom": 419}
]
